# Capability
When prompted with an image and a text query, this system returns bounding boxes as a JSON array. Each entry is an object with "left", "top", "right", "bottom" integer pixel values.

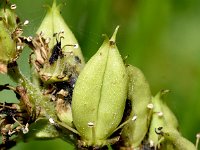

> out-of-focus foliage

[{"left": 0, "top": 0, "right": 199, "bottom": 149}]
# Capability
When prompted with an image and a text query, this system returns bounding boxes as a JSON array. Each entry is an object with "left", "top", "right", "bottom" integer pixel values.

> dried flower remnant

[
  {"left": 29, "top": 0, "right": 85, "bottom": 84},
  {"left": 22, "top": 1, "right": 85, "bottom": 129},
  {"left": 0, "top": 100, "right": 30, "bottom": 147}
]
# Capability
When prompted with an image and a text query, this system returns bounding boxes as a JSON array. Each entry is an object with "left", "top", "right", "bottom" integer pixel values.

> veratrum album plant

[{"left": 0, "top": 0, "right": 199, "bottom": 150}]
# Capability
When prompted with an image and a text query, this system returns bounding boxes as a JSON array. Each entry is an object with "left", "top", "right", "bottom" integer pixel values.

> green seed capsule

[
  {"left": 148, "top": 91, "right": 166, "bottom": 148},
  {"left": 120, "top": 65, "right": 152, "bottom": 148},
  {"left": 32, "top": 0, "right": 85, "bottom": 83},
  {"left": 72, "top": 27, "right": 128, "bottom": 146},
  {"left": 0, "top": 3, "right": 19, "bottom": 73},
  {"left": 148, "top": 90, "right": 179, "bottom": 148}
]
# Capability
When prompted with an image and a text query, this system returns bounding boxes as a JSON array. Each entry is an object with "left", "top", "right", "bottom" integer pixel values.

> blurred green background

[{"left": 0, "top": 0, "right": 199, "bottom": 149}]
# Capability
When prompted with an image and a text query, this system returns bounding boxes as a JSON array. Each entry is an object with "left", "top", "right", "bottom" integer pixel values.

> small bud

[
  {"left": 72, "top": 27, "right": 128, "bottom": 146},
  {"left": 120, "top": 65, "right": 152, "bottom": 148}
]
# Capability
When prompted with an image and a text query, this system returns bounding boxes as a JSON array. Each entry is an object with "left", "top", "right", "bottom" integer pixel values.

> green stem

[{"left": 7, "top": 61, "right": 25, "bottom": 83}]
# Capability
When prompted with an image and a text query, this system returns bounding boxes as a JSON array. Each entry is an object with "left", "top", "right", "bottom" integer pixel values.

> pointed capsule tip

[
  {"left": 110, "top": 25, "right": 120, "bottom": 44},
  {"left": 53, "top": 0, "right": 57, "bottom": 6},
  {"left": 52, "top": 0, "right": 61, "bottom": 11},
  {"left": 52, "top": 0, "right": 63, "bottom": 12}
]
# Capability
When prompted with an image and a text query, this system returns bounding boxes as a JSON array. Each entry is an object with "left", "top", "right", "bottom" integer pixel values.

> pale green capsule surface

[
  {"left": 72, "top": 27, "right": 128, "bottom": 145},
  {"left": 121, "top": 65, "right": 152, "bottom": 148},
  {"left": 162, "top": 101, "right": 179, "bottom": 129}
]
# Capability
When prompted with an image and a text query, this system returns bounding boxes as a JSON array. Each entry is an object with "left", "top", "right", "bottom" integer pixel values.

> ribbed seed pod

[
  {"left": 120, "top": 65, "right": 152, "bottom": 148},
  {"left": 72, "top": 27, "right": 128, "bottom": 146}
]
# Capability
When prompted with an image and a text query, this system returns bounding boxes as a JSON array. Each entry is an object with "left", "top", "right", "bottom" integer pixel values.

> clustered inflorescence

[{"left": 0, "top": 1, "right": 199, "bottom": 150}]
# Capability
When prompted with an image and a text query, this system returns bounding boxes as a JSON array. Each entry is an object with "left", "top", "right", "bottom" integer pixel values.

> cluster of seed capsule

[{"left": 0, "top": 1, "right": 199, "bottom": 150}]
